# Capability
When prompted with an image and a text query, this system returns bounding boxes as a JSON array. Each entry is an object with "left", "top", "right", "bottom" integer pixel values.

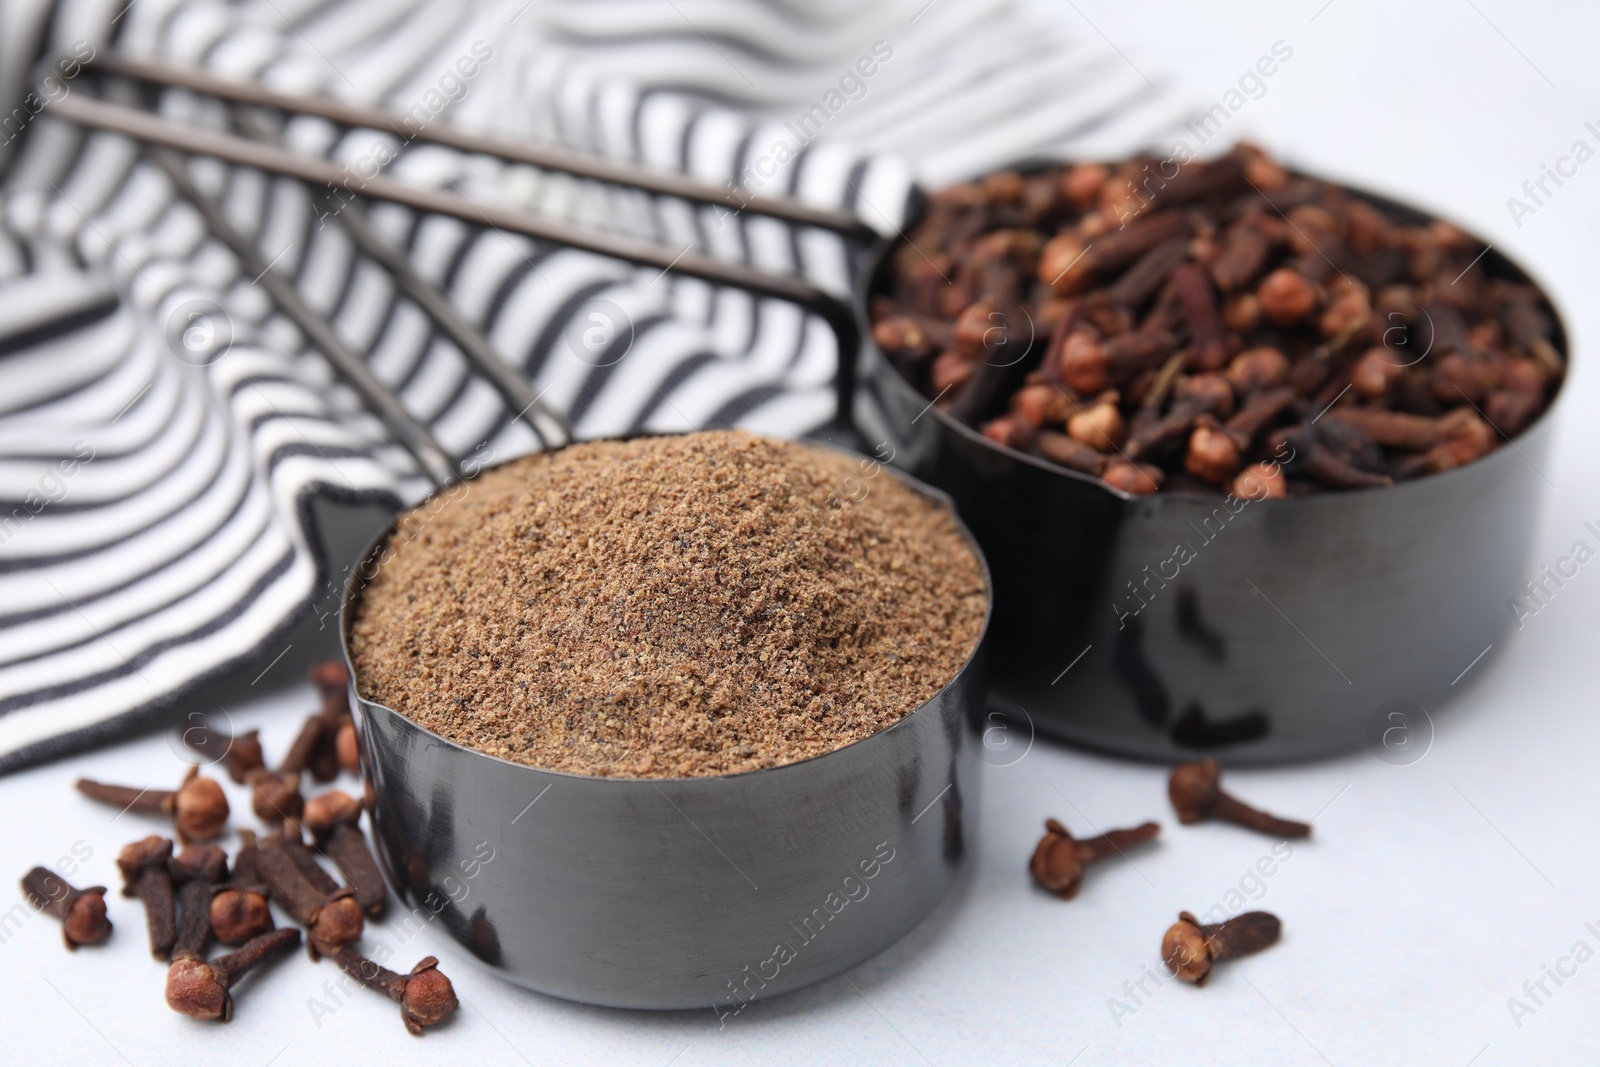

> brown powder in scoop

[{"left": 347, "top": 430, "right": 987, "bottom": 778}]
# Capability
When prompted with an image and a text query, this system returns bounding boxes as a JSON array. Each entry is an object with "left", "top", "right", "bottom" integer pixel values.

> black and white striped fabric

[{"left": 0, "top": 0, "right": 1187, "bottom": 770}]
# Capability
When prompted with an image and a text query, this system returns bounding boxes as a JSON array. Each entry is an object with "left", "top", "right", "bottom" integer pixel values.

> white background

[{"left": 5, "top": 0, "right": 1600, "bottom": 1063}]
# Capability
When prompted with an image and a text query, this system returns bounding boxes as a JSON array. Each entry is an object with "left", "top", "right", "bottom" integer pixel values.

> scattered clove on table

[
  {"left": 1162, "top": 910, "right": 1282, "bottom": 985},
  {"left": 78, "top": 767, "right": 229, "bottom": 843},
  {"left": 1168, "top": 758, "right": 1311, "bottom": 838},
  {"left": 179, "top": 719, "right": 264, "bottom": 784},
  {"left": 244, "top": 768, "right": 304, "bottom": 827},
  {"left": 311, "top": 661, "right": 356, "bottom": 781},
  {"left": 304, "top": 790, "right": 388, "bottom": 917},
  {"left": 333, "top": 947, "right": 459, "bottom": 1036},
  {"left": 20, "top": 866, "right": 111, "bottom": 949},
  {"left": 211, "top": 830, "right": 274, "bottom": 946},
  {"left": 255, "top": 835, "right": 363, "bottom": 959},
  {"left": 167, "top": 844, "right": 228, "bottom": 972},
  {"left": 166, "top": 927, "right": 301, "bottom": 1022},
  {"left": 117, "top": 836, "right": 177, "bottom": 959},
  {"left": 1029, "top": 818, "right": 1160, "bottom": 899}
]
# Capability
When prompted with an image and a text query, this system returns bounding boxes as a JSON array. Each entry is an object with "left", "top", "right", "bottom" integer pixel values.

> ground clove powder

[{"left": 348, "top": 431, "right": 987, "bottom": 778}]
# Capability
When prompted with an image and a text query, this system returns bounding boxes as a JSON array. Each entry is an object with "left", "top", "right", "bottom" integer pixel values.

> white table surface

[{"left": 5, "top": 1, "right": 1600, "bottom": 1063}]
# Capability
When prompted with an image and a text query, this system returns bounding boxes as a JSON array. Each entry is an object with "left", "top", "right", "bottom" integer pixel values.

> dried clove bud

[
  {"left": 1029, "top": 818, "right": 1160, "bottom": 899},
  {"left": 255, "top": 836, "right": 363, "bottom": 958},
  {"left": 1184, "top": 416, "right": 1241, "bottom": 484},
  {"left": 1066, "top": 391, "right": 1126, "bottom": 450},
  {"left": 117, "top": 835, "right": 177, "bottom": 959},
  {"left": 279, "top": 716, "right": 326, "bottom": 779},
  {"left": 78, "top": 768, "right": 229, "bottom": 843},
  {"left": 166, "top": 927, "right": 300, "bottom": 1022},
  {"left": 1163, "top": 910, "right": 1282, "bottom": 985},
  {"left": 211, "top": 831, "right": 274, "bottom": 946},
  {"left": 1033, "top": 431, "right": 1109, "bottom": 476},
  {"left": 1255, "top": 268, "right": 1318, "bottom": 326},
  {"left": 333, "top": 947, "right": 459, "bottom": 1036},
  {"left": 20, "top": 867, "right": 111, "bottom": 949},
  {"left": 179, "top": 719, "right": 264, "bottom": 784},
  {"left": 1057, "top": 326, "right": 1177, "bottom": 396},
  {"left": 1270, "top": 426, "right": 1392, "bottom": 491},
  {"left": 1168, "top": 758, "right": 1310, "bottom": 838},
  {"left": 309, "top": 663, "right": 352, "bottom": 783},
  {"left": 245, "top": 768, "right": 304, "bottom": 826},
  {"left": 304, "top": 791, "right": 388, "bottom": 917},
  {"left": 1101, "top": 460, "right": 1164, "bottom": 495},
  {"left": 168, "top": 843, "right": 228, "bottom": 971},
  {"left": 1231, "top": 460, "right": 1287, "bottom": 500},
  {"left": 1225, "top": 347, "right": 1289, "bottom": 394}
]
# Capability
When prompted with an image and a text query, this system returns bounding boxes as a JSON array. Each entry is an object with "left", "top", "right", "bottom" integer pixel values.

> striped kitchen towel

[{"left": 0, "top": 0, "right": 1187, "bottom": 770}]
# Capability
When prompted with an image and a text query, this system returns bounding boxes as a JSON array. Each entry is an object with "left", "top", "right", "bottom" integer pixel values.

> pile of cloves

[
  {"left": 873, "top": 143, "right": 1563, "bottom": 495},
  {"left": 25, "top": 661, "right": 455, "bottom": 1035},
  {"left": 1030, "top": 757, "right": 1310, "bottom": 987}
]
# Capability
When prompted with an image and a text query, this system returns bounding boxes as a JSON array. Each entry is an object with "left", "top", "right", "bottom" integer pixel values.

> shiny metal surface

[
  {"left": 341, "top": 468, "right": 990, "bottom": 1009},
  {"left": 864, "top": 198, "right": 1568, "bottom": 764}
]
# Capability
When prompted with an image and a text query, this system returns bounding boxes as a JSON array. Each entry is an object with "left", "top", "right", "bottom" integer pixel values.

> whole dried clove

[
  {"left": 1029, "top": 818, "right": 1160, "bottom": 899},
  {"left": 211, "top": 831, "right": 274, "bottom": 946},
  {"left": 1162, "top": 910, "right": 1282, "bottom": 985},
  {"left": 1056, "top": 326, "right": 1177, "bottom": 396},
  {"left": 255, "top": 837, "right": 363, "bottom": 958},
  {"left": 333, "top": 947, "right": 459, "bottom": 1036},
  {"left": 1168, "top": 758, "right": 1310, "bottom": 838},
  {"left": 1033, "top": 431, "right": 1109, "bottom": 476},
  {"left": 77, "top": 768, "right": 229, "bottom": 843},
  {"left": 179, "top": 719, "right": 264, "bottom": 784},
  {"left": 168, "top": 844, "right": 227, "bottom": 967},
  {"left": 117, "top": 836, "right": 177, "bottom": 959},
  {"left": 245, "top": 768, "right": 304, "bottom": 826},
  {"left": 20, "top": 867, "right": 111, "bottom": 949},
  {"left": 284, "top": 837, "right": 342, "bottom": 897},
  {"left": 169, "top": 843, "right": 228, "bottom": 885},
  {"left": 1066, "top": 391, "right": 1126, "bottom": 450},
  {"left": 1231, "top": 460, "right": 1288, "bottom": 500},
  {"left": 1270, "top": 426, "right": 1392, "bottom": 491},
  {"left": 1162, "top": 262, "right": 1229, "bottom": 371},
  {"left": 1039, "top": 210, "right": 1195, "bottom": 295},
  {"left": 309, "top": 662, "right": 352, "bottom": 783},
  {"left": 304, "top": 791, "right": 389, "bottom": 917},
  {"left": 1323, "top": 406, "right": 1456, "bottom": 451},
  {"left": 948, "top": 355, "right": 1026, "bottom": 427},
  {"left": 1184, "top": 416, "right": 1241, "bottom": 484},
  {"left": 872, "top": 314, "right": 955, "bottom": 361},
  {"left": 278, "top": 716, "right": 326, "bottom": 779},
  {"left": 166, "top": 927, "right": 300, "bottom": 1022},
  {"left": 1101, "top": 459, "right": 1164, "bottom": 495},
  {"left": 1255, "top": 268, "right": 1318, "bottom": 326},
  {"left": 1225, "top": 347, "right": 1289, "bottom": 394},
  {"left": 1209, "top": 216, "right": 1276, "bottom": 292},
  {"left": 1107, "top": 237, "right": 1190, "bottom": 309},
  {"left": 1126, "top": 374, "right": 1234, "bottom": 460}
]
